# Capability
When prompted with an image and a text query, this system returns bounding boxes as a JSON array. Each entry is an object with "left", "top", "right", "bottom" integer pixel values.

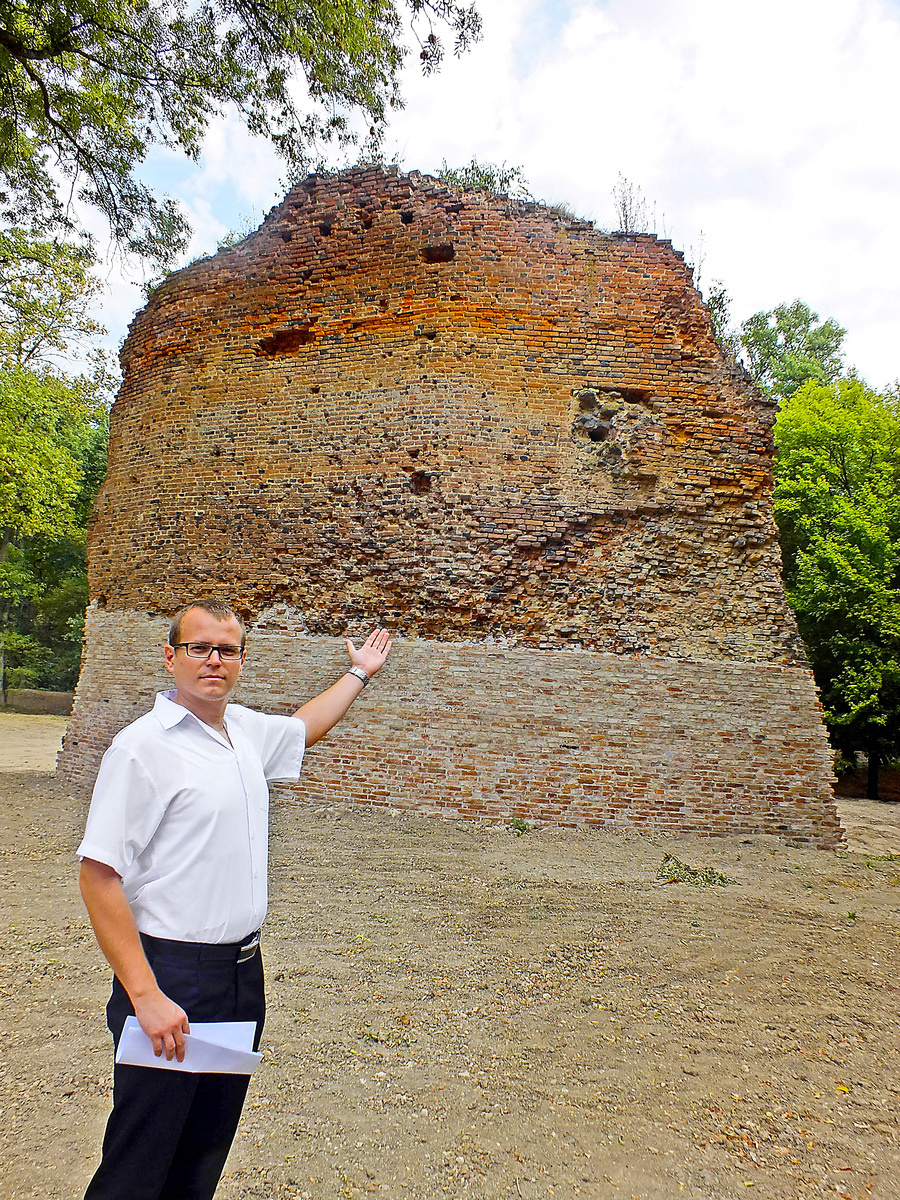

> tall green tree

[
  {"left": 0, "top": 228, "right": 102, "bottom": 365},
  {"left": 774, "top": 377, "right": 900, "bottom": 799},
  {"left": 0, "top": 0, "right": 481, "bottom": 265},
  {"left": 0, "top": 230, "right": 111, "bottom": 692},
  {"left": 741, "top": 300, "right": 846, "bottom": 400},
  {"left": 0, "top": 359, "right": 107, "bottom": 558}
]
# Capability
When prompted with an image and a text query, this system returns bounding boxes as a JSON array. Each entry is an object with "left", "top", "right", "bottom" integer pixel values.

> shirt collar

[
  {"left": 152, "top": 690, "right": 235, "bottom": 749},
  {"left": 153, "top": 690, "right": 195, "bottom": 730}
]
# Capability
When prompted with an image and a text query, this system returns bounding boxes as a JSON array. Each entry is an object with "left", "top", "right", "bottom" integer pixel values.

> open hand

[{"left": 346, "top": 628, "right": 392, "bottom": 679}]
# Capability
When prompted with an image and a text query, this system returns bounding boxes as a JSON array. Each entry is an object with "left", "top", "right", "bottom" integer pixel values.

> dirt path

[
  {"left": 1, "top": 720, "right": 898, "bottom": 1199},
  {"left": 0, "top": 711, "right": 67, "bottom": 772}
]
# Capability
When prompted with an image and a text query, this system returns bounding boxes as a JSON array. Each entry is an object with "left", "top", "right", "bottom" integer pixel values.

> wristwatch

[{"left": 347, "top": 667, "right": 370, "bottom": 687}]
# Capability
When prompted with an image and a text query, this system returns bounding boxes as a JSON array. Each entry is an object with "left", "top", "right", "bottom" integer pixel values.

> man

[{"left": 77, "top": 599, "right": 391, "bottom": 1200}]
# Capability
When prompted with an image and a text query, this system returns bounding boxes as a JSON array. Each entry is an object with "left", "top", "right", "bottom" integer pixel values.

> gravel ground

[{"left": 1, "top": 723, "right": 898, "bottom": 1200}]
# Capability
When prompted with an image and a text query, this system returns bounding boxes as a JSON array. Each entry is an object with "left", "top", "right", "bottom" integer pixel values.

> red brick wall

[
  {"left": 59, "top": 167, "right": 841, "bottom": 845},
  {"left": 60, "top": 609, "right": 840, "bottom": 846}
]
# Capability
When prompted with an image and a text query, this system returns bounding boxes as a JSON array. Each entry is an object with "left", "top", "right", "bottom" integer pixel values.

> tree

[
  {"left": 0, "top": 229, "right": 111, "bottom": 692},
  {"left": 0, "top": 356, "right": 109, "bottom": 691},
  {"left": 774, "top": 378, "right": 900, "bottom": 799},
  {"left": 0, "top": 228, "right": 102, "bottom": 366},
  {"left": 0, "top": 361, "right": 107, "bottom": 557},
  {"left": 0, "top": 0, "right": 482, "bottom": 265},
  {"left": 741, "top": 300, "right": 846, "bottom": 400},
  {"left": 0, "top": 228, "right": 110, "bottom": 556}
]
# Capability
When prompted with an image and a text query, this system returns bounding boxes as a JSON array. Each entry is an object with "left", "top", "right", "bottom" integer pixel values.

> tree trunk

[{"left": 867, "top": 744, "right": 880, "bottom": 802}]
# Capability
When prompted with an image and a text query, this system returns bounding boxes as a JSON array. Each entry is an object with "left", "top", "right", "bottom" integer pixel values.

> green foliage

[
  {"left": 438, "top": 157, "right": 532, "bottom": 199},
  {"left": 0, "top": 380, "right": 107, "bottom": 690},
  {"left": 0, "top": 229, "right": 103, "bottom": 366},
  {"left": 774, "top": 378, "right": 900, "bottom": 795},
  {"left": 7, "top": 529, "right": 93, "bottom": 688},
  {"left": 0, "top": 363, "right": 106, "bottom": 547},
  {"left": 0, "top": 0, "right": 482, "bottom": 265},
  {"left": 0, "top": 228, "right": 111, "bottom": 693},
  {"left": 730, "top": 294, "right": 899, "bottom": 797},
  {"left": 741, "top": 300, "right": 846, "bottom": 400}
]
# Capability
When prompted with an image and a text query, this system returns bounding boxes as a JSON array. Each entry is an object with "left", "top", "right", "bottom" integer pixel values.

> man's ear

[{"left": 163, "top": 644, "right": 176, "bottom": 673}]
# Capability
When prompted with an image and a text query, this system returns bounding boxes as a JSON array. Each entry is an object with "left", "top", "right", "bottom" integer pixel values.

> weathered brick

[{"left": 58, "top": 167, "right": 840, "bottom": 846}]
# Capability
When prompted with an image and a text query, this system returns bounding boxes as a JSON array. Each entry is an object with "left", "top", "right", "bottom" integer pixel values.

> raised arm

[
  {"left": 79, "top": 858, "right": 190, "bottom": 1060},
  {"left": 293, "top": 628, "right": 392, "bottom": 746}
]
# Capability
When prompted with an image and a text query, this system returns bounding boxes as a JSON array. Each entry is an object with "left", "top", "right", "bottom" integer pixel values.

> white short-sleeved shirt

[{"left": 77, "top": 691, "right": 306, "bottom": 944}]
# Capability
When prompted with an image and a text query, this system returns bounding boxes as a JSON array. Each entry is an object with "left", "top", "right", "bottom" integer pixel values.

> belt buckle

[{"left": 237, "top": 930, "right": 260, "bottom": 964}]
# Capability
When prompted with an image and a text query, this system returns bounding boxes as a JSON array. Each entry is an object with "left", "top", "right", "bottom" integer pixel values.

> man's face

[{"left": 163, "top": 608, "right": 245, "bottom": 710}]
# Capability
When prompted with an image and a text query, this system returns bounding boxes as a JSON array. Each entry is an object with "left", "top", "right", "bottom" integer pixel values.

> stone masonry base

[{"left": 58, "top": 607, "right": 842, "bottom": 848}]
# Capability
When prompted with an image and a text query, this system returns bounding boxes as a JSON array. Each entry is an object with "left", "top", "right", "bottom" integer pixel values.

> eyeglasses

[{"left": 171, "top": 642, "right": 245, "bottom": 661}]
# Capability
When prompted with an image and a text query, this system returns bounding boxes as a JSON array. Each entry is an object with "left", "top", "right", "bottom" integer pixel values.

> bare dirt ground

[
  {"left": 1, "top": 713, "right": 899, "bottom": 1200},
  {"left": 0, "top": 711, "right": 68, "bottom": 772}
]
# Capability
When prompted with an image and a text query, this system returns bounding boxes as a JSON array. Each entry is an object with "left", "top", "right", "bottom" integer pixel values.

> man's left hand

[{"left": 346, "top": 627, "right": 392, "bottom": 678}]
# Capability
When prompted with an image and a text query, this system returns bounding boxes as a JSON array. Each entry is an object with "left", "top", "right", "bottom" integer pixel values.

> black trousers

[{"left": 83, "top": 934, "right": 266, "bottom": 1200}]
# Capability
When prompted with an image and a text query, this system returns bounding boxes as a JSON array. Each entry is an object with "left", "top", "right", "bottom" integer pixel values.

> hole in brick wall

[
  {"left": 280, "top": 231, "right": 292, "bottom": 242},
  {"left": 256, "top": 326, "right": 316, "bottom": 355},
  {"left": 400, "top": 211, "right": 414, "bottom": 224},
  {"left": 421, "top": 243, "right": 455, "bottom": 263},
  {"left": 585, "top": 423, "right": 609, "bottom": 442},
  {"left": 300, "top": 268, "right": 313, "bottom": 281},
  {"left": 408, "top": 470, "right": 432, "bottom": 494},
  {"left": 618, "top": 386, "right": 651, "bottom": 404},
  {"left": 580, "top": 384, "right": 651, "bottom": 407},
  {"left": 574, "top": 390, "right": 611, "bottom": 442},
  {"left": 362, "top": 218, "right": 373, "bottom": 229},
  {"left": 318, "top": 221, "right": 333, "bottom": 235}
]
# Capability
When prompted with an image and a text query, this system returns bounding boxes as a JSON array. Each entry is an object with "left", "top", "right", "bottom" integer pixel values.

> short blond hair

[{"left": 168, "top": 600, "right": 246, "bottom": 648}]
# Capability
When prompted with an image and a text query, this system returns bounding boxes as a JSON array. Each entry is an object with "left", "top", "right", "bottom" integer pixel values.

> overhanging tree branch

[{"left": 0, "top": 0, "right": 482, "bottom": 266}]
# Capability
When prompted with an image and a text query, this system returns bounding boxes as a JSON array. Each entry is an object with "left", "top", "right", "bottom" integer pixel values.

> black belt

[{"left": 140, "top": 929, "right": 261, "bottom": 964}]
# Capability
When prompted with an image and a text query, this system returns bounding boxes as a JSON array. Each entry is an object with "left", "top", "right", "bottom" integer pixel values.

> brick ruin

[{"left": 58, "top": 166, "right": 842, "bottom": 847}]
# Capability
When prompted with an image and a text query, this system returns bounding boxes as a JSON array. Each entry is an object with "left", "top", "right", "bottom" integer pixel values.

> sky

[{"left": 93, "top": 0, "right": 900, "bottom": 389}]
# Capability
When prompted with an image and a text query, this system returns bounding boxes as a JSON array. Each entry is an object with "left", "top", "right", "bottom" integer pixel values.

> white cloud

[{"left": 178, "top": 111, "right": 284, "bottom": 216}]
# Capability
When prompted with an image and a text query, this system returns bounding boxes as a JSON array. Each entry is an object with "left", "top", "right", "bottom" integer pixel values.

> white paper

[{"left": 115, "top": 1016, "right": 261, "bottom": 1074}]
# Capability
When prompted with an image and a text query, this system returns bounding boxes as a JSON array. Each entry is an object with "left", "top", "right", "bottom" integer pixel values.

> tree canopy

[
  {"left": 718, "top": 293, "right": 900, "bottom": 797},
  {"left": 0, "top": 228, "right": 111, "bottom": 691},
  {"left": 774, "top": 376, "right": 900, "bottom": 798},
  {"left": 0, "top": 0, "right": 481, "bottom": 264},
  {"left": 741, "top": 300, "right": 846, "bottom": 400},
  {"left": 0, "top": 228, "right": 102, "bottom": 365}
]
